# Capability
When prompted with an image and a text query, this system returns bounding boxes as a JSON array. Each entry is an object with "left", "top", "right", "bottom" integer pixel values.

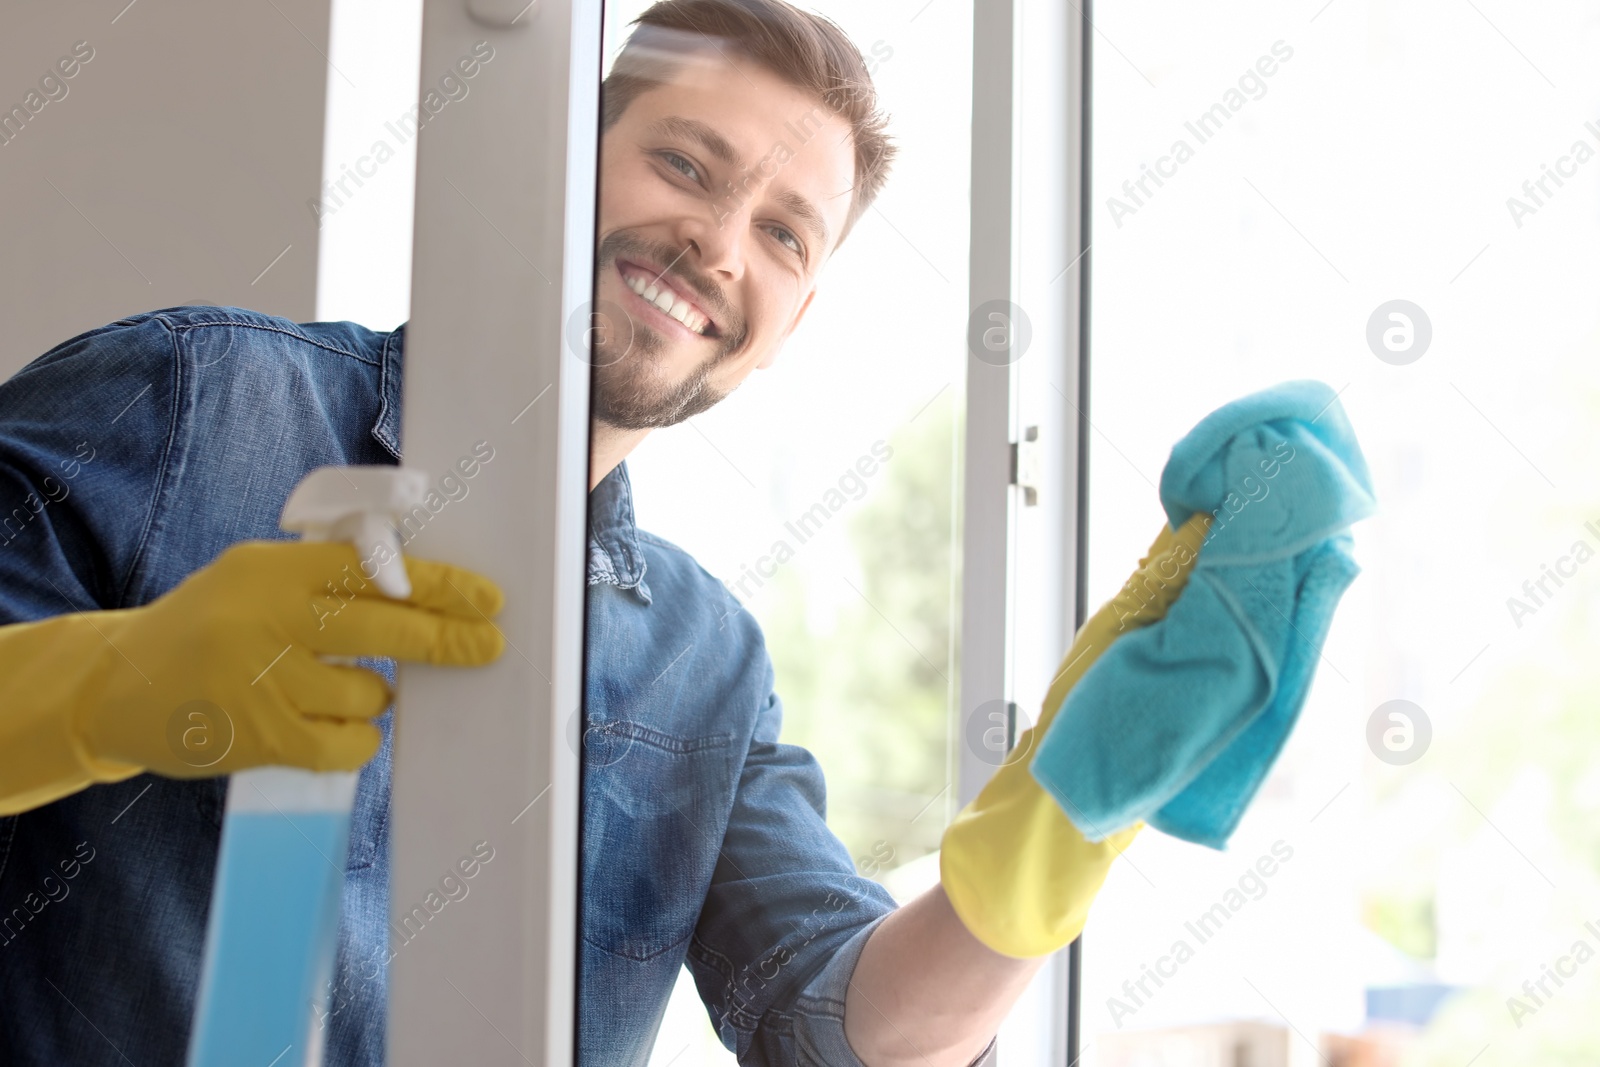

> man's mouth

[{"left": 616, "top": 260, "right": 719, "bottom": 338}]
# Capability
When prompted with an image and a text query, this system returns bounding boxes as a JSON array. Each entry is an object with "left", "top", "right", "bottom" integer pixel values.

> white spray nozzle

[{"left": 280, "top": 466, "right": 432, "bottom": 599}]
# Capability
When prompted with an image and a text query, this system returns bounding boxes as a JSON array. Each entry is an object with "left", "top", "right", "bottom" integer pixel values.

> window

[
  {"left": 591, "top": 2, "right": 977, "bottom": 1060},
  {"left": 1080, "top": 5, "right": 1600, "bottom": 1064}
]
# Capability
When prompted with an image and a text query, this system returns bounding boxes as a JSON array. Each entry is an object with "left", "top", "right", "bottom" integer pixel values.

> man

[{"left": 0, "top": 2, "right": 1061, "bottom": 1064}]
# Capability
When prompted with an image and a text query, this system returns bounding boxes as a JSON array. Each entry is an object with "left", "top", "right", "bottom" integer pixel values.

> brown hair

[{"left": 601, "top": 0, "right": 896, "bottom": 248}]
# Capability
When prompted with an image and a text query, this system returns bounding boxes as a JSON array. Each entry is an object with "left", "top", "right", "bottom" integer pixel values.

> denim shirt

[{"left": 0, "top": 306, "right": 899, "bottom": 1066}]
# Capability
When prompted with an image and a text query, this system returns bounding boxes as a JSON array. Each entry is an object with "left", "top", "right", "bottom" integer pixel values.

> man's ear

[{"left": 756, "top": 286, "right": 818, "bottom": 371}]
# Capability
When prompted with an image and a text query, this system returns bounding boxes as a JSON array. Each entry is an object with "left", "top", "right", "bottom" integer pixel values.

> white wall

[{"left": 0, "top": 0, "right": 333, "bottom": 375}]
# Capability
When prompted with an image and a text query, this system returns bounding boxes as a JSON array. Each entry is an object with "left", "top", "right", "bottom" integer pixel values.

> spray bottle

[{"left": 187, "top": 466, "right": 430, "bottom": 1067}]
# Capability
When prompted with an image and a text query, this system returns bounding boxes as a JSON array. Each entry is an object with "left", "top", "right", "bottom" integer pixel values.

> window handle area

[
  {"left": 1011, "top": 425, "right": 1042, "bottom": 507},
  {"left": 467, "top": 0, "right": 536, "bottom": 29}
]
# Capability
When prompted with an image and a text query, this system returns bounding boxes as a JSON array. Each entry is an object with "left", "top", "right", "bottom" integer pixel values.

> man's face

[{"left": 590, "top": 48, "right": 858, "bottom": 430}]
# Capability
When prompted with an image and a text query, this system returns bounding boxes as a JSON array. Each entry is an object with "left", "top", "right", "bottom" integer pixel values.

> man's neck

[{"left": 589, "top": 421, "right": 651, "bottom": 491}]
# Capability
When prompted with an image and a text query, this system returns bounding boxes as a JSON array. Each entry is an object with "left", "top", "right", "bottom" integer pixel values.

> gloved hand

[
  {"left": 1, "top": 541, "right": 505, "bottom": 816},
  {"left": 939, "top": 513, "right": 1209, "bottom": 958}
]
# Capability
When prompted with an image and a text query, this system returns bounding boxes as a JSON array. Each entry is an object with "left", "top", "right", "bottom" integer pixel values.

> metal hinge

[{"left": 1010, "top": 425, "right": 1041, "bottom": 506}]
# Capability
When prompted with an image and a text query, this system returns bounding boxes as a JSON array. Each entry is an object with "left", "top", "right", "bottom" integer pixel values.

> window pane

[
  {"left": 1083, "top": 5, "right": 1600, "bottom": 1065},
  {"left": 591, "top": 4, "right": 974, "bottom": 1061}
]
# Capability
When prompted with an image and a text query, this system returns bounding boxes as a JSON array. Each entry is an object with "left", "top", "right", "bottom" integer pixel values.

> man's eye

[
  {"left": 766, "top": 225, "right": 803, "bottom": 257},
  {"left": 660, "top": 151, "right": 702, "bottom": 184}
]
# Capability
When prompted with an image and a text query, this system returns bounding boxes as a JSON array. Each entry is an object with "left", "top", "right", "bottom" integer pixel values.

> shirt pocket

[{"left": 579, "top": 719, "right": 734, "bottom": 962}]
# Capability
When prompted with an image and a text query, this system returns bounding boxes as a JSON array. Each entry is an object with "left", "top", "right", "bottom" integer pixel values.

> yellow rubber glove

[
  {"left": 940, "top": 513, "right": 1209, "bottom": 958},
  {"left": 0, "top": 540, "right": 505, "bottom": 817}
]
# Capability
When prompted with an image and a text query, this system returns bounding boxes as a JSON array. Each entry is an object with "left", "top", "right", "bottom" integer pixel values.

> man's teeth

[{"left": 623, "top": 270, "right": 711, "bottom": 335}]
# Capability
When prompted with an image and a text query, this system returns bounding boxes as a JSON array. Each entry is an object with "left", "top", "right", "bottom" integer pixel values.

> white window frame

[
  {"left": 966, "top": 0, "right": 1092, "bottom": 1063},
  {"left": 386, "top": 0, "right": 601, "bottom": 1062}
]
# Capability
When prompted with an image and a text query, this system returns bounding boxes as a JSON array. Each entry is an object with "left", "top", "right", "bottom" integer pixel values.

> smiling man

[
  {"left": 584, "top": 6, "right": 872, "bottom": 447},
  {"left": 0, "top": 2, "right": 1080, "bottom": 1065}
]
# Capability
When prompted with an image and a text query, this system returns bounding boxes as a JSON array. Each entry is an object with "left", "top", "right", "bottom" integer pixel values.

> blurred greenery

[
  {"left": 1363, "top": 894, "right": 1437, "bottom": 960},
  {"left": 1396, "top": 355, "right": 1600, "bottom": 1066},
  {"left": 646, "top": 399, "right": 964, "bottom": 1067},
  {"left": 759, "top": 396, "right": 961, "bottom": 879},
  {"left": 1400, "top": 596, "right": 1600, "bottom": 1064}
]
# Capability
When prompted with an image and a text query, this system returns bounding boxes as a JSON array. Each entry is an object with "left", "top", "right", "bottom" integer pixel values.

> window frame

[
  {"left": 386, "top": 1, "right": 602, "bottom": 1062},
  {"left": 965, "top": 0, "right": 1093, "bottom": 1063}
]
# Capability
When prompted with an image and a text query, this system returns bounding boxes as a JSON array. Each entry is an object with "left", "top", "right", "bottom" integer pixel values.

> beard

[{"left": 589, "top": 230, "right": 748, "bottom": 431}]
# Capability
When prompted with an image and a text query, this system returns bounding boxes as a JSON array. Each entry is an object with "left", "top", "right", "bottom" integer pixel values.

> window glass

[
  {"left": 1082, "top": 5, "right": 1600, "bottom": 1064},
  {"left": 592, "top": 3, "right": 975, "bottom": 1061}
]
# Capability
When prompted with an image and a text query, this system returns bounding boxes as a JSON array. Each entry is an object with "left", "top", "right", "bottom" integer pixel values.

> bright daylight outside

[{"left": 1080, "top": 3, "right": 1600, "bottom": 1066}]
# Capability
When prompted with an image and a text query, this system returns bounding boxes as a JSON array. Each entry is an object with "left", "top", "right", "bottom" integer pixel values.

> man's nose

[{"left": 675, "top": 202, "right": 749, "bottom": 282}]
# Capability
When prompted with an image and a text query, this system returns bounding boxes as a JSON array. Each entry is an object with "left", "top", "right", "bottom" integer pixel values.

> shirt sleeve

[
  {"left": 682, "top": 621, "right": 1001, "bottom": 1066},
  {"left": 771, "top": 914, "right": 997, "bottom": 1067},
  {"left": 681, "top": 666, "right": 897, "bottom": 1066},
  {"left": 0, "top": 314, "right": 179, "bottom": 812},
  {"left": 0, "top": 313, "right": 178, "bottom": 617}
]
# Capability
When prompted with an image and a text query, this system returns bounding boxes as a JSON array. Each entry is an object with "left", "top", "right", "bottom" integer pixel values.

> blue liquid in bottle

[{"left": 187, "top": 807, "right": 351, "bottom": 1066}]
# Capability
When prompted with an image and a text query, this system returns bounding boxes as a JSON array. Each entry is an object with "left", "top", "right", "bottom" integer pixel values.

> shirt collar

[
  {"left": 588, "top": 460, "right": 651, "bottom": 604},
  {"left": 384, "top": 323, "right": 650, "bottom": 605}
]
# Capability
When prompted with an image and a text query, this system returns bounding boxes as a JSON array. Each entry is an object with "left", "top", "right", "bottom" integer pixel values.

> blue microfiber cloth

[{"left": 1030, "top": 380, "right": 1376, "bottom": 849}]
